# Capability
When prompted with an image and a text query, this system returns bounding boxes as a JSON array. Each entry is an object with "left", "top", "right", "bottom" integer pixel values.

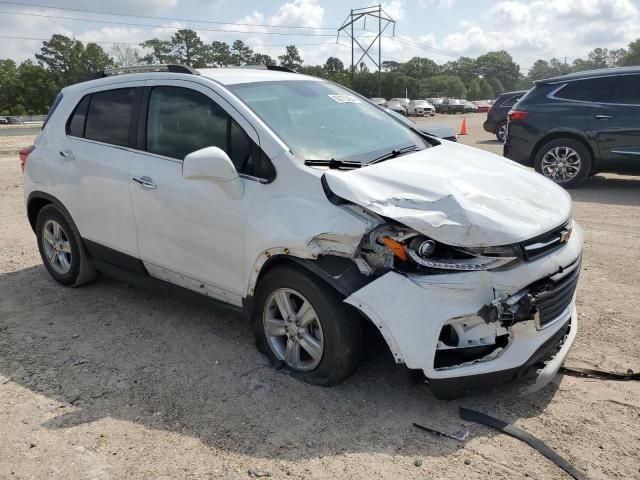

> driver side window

[{"left": 146, "top": 86, "right": 274, "bottom": 180}]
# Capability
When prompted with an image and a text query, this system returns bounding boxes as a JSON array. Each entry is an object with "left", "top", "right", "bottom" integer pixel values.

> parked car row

[
  {"left": 370, "top": 97, "right": 435, "bottom": 117},
  {"left": 0, "top": 116, "right": 23, "bottom": 124}
]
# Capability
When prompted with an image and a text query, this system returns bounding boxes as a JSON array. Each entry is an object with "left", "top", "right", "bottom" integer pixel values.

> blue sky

[{"left": 1, "top": 0, "right": 639, "bottom": 72}]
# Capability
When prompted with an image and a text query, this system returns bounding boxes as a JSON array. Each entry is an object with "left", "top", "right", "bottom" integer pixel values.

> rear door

[
  {"left": 54, "top": 84, "right": 142, "bottom": 257},
  {"left": 589, "top": 74, "right": 640, "bottom": 172}
]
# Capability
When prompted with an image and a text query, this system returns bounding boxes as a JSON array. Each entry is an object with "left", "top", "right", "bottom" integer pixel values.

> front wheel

[
  {"left": 534, "top": 138, "right": 592, "bottom": 188},
  {"left": 252, "top": 265, "right": 362, "bottom": 386}
]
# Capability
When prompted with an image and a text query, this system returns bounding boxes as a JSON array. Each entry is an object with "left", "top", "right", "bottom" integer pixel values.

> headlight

[{"left": 376, "top": 229, "right": 521, "bottom": 272}]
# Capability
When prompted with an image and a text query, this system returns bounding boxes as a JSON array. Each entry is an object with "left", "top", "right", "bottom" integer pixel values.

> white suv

[{"left": 23, "top": 65, "right": 583, "bottom": 397}]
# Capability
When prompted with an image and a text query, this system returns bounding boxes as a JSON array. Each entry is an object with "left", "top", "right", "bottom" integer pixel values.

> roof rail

[
  {"left": 79, "top": 64, "right": 200, "bottom": 83},
  {"left": 238, "top": 64, "right": 297, "bottom": 74}
]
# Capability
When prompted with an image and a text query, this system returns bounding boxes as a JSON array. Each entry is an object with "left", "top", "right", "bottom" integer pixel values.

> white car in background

[
  {"left": 406, "top": 99, "right": 436, "bottom": 116},
  {"left": 22, "top": 65, "right": 582, "bottom": 398}
]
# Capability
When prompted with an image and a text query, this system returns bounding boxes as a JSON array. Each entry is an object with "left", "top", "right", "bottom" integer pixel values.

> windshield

[{"left": 230, "top": 80, "right": 427, "bottom": 163}]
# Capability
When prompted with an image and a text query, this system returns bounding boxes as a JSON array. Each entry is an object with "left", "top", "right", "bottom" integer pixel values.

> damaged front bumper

[{"left": 344, "top": 222, "right": 583, "bottom": 397}]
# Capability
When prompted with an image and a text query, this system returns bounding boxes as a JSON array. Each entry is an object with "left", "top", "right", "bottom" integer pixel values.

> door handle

[
  {"left": 594, "top": 114, "right": 612, "bottom": 120},
  {"left": 59, "top": 149, "right": 75, "bottom": 160},
  {"left": 132, "top": 176, "right": 157, "bottom": 190}
]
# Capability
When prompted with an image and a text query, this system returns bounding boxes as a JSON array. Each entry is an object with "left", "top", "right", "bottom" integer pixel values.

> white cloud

[
  {"left": 382, "top": 0, "right": 405, "bottom": 21},
  {"left": 418, "top": 0, "right": 454, "bottom": 9}
]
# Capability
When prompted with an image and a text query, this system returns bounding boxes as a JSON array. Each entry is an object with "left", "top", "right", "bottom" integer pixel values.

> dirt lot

[{"left": 1, "top": 114, "right": 639, "bottom": 479}]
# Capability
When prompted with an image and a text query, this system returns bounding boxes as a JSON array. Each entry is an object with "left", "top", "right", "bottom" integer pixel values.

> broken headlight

[{"left": 373, "top": 228, "right": 521, "bottom": 272}]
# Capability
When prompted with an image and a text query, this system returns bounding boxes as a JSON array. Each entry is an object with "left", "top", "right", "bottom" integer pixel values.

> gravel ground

[{"left": 1, "top": 113, "right": 639, "bottom": 479}]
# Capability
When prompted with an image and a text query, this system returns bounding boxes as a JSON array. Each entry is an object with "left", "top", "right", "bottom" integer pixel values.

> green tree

[
  {"left": 381, "top": 60, "right": 401, "bottom": 72},
  {"left": 441, "top": 57, "right": 476, "bottom": 84},
  {"left": 423, "top": 75, "right": 466, "bottom": 98},
  {"left": 401, "top": 56, "right": 439, "bottom": 78},
  {"left": 251, "top": 53, "right": 276, "bottom": 66},
  {"left": 323, "top": 56, "right": 344, "bottom": 74},
  {"left": 230, "top": 40, "right": 254, "bottom": 66},
  {"left": 139, "top": 38, "right": 175, "bottom": 64},
  {"left": 171, "top": 29, "right": 209, "bottom": 67},
  {"left": 210, "top": 41, "right": 231, "bottom": 67},
  {"left": 16, "top": 61, "right": 59, "bottom": 114},
  {"left": 111, "top": 44, "right": 140, "bottom": 67},
  {"left": 36, "top": 34, "right": 112, "bottom": 85},
  {"left": 618, "top": 39, "right": 640, "bottom": 66},
  {"left": 0, "top": 59, "right": 19, "bottom": 114},
  {"left": 278, "top": 45, "right": 303, "bottom": 71},
  {"left": 475, "top": 50, "right": 520, "bottom": 91}
]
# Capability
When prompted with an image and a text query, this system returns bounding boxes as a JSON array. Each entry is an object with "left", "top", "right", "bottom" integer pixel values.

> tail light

[
  {"left": 19, "top": 145, "right": 35, "bottom": 173},
  {"left": 508, "top": 110, "right": 528, "bottom": 121}
]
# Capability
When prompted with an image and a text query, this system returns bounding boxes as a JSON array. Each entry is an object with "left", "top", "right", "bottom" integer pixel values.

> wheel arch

[
  {"left": 242, "top": 253, "right": 372, "bottom": 320},
  {"left": 27, "top": 191, "right": 76, "bottom": 234},
  {"left": 531, "top": 131, "right": 596, "bottom": 172}
]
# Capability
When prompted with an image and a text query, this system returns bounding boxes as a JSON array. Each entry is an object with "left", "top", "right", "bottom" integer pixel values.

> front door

[{"left": 129, "top": 81, "right": 263, "bottom": 305}]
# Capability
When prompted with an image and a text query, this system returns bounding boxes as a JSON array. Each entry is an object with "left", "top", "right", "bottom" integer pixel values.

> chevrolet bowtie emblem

[{"left": 560, "top": 228, "right": 572, "bottom": 242}]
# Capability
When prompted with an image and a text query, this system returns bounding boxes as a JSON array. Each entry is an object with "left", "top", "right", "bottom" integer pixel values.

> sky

[{"left": 0, "top": 0, "right": 639, "bottom": 72}]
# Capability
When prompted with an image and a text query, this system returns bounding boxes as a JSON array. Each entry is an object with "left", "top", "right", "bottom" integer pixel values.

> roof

[
  {"left": 199, "top": 67, "right": 315, "bottom": 85},
  {"left": 535, "top": 66, "right": 640, "bottom": 85}
]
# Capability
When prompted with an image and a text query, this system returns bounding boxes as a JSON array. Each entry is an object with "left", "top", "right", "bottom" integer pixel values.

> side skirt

[{"left": 83, "top": 239, "right": 243, "bottom": 319}]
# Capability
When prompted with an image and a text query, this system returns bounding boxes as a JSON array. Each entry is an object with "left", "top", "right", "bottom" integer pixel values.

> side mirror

[{"left": 182, "top": 146, "right": 244, "bottom": 199}]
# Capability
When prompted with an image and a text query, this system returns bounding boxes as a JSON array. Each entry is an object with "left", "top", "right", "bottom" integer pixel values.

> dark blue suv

[
  {"left": 483, "top": 90, "right": 527, "bottom": 142},
  {"left": 504, "top": 67, "right": 640, "bottom": 187}
]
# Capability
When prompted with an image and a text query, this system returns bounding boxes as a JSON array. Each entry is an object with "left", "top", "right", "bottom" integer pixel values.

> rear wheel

[
  {"left": 534, "top": 138, "right": 592, "bottom": 188},
  {"left": 35, "top": 204, "right": 96, "bottom": 286},
  {"left": 496, "top": 122, "right": 507, "bottom": 142},
  {"left": 252, "top": 265, "right": 362, "bottom": 386}
]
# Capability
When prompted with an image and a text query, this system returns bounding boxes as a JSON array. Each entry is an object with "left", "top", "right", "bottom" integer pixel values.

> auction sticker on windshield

[{"left": 328, "top": 94, "right": 361, "bottom": 104}]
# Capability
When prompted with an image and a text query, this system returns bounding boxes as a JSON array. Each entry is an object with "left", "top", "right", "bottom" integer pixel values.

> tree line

[{"left": 1, "top": 29, "right": 639, "bottom": 115}]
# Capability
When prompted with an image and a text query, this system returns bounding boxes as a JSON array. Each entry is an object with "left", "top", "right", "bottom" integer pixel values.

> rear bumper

[
  {"left": 483, "top": 119, "right": 496, "bottom": 134},
  {"left": 504, "top": 133, "right": 535, "bottom": 165}
]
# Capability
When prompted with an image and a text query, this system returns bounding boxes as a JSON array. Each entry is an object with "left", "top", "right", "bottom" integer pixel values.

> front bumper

[{"left": 345, "top": 222, "right": 583, "bottom": 394}]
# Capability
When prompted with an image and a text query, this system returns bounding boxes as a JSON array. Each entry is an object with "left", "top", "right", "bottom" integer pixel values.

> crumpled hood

[{"left": 323, "top": 141, "right": 572, "bottom": 247}]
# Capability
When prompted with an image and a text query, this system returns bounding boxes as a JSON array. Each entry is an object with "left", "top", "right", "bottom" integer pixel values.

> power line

[
  {"left": 0, "top": 34, "right": 340, "bottom": 48},
  {"left": 0, "top": 10, "right": 337, "bottom": 37},
  {"left": 391, "top": 37, "right": 460, "bottom": 59},
  {"left": 0, "top": 1, "right": 338, "bottom": 30}
]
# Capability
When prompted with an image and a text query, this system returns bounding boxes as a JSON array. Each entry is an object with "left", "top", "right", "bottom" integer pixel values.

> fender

[{"left": 27, "top": 191, "right": 76, "bottom": 233}]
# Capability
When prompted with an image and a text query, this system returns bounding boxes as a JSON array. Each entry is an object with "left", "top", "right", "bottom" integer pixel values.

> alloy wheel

[
  {"left": 42, "top": 219, "right": 72, "bottom": 275},
  {"left": 497, "top": 123, "right": 507, "bottom": 142},
  {"left": 541, "top": 146, "right": 582, "bottom": 182},
  {"left": 263, "top": 288, "right": 324, "bottom": 371}
]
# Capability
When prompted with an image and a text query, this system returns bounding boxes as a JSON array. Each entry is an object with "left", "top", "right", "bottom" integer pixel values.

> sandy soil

[{"left": 1, "top": 113, "right": 639, "bottom": 480}]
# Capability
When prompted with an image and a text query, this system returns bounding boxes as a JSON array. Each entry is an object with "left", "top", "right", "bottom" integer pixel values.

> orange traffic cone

[{"left": 459, "top": 118, "right": 468, "bottom": 135}]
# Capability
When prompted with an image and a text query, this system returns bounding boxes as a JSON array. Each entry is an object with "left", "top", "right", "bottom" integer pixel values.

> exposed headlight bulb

[{"left": 409, "top": 237, "right": 436, "bottom": 258}]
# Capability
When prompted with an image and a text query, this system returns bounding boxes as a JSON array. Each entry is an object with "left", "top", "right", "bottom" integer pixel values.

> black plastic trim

[{"left": 83, "top": 239, "right": 147, "bottom": 275}]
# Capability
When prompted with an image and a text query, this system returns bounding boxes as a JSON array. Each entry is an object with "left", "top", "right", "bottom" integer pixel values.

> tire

[
  {"left": 534, "top": 138, "right": 592, "bottom": 188},
  {"left": 496, "top": 122, "right": 507, "bottom": 143},
  {"left": 35, "top": 204, "right": 96, "bottom": 287},
  {"left": 252, "top": 264, "right": 362, "bottom": 386}
]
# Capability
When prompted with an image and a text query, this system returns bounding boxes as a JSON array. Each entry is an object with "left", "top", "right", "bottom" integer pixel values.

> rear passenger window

[
  {"left": 554, "top": 77, "right": 617, "bottom": 103},
  {"left": 610, "top": 75, "right": 640, "bottom": 105},
  {"left": 146, "top": 86, "right": 275, "bottom": 180},
  {"left": 85, "top": 88, "right": 136, "bottom": 147},
  {"left": 500, "top": 95, "right": 520, "bottom": 107},
  {"left": 67, "top": 95, "right": 90, "bottom": 137}
]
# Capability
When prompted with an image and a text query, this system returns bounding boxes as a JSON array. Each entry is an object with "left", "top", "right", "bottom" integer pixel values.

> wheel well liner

[
  {"left": 27, "top": 192, "right": 74, "bottom": 233},
  {"left": 242, "top": 254, "right": 374, "bottom": 320},
  {"left": 531, "top": 132, "right": 595, "bottom": 171}
]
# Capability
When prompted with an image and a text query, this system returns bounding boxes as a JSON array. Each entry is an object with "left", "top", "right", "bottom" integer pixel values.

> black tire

[
  {"left": 534, "top": 138, "right": 592, "bottom": 188},
  {"left": 35, "top": 204, "right": 96, "bottom": 287},
  {"left": 252, "top": 264, "right": 362, "bottom": 386},
  {"left": 495, "top": 122, "right": 507, "bottom": 143}
]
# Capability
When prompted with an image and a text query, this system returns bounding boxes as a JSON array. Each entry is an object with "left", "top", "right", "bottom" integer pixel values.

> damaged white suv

[{"left": 23, "top": 65, "right": 582, "bottom": 397}]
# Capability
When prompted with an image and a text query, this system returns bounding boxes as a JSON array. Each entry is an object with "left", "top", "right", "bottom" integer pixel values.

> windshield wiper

[
  {"left": 366, "top": 144, "right": 421, "bottom": 165},
  {"left": 304, "top": 158, "right": 363, "bottom": 169}
]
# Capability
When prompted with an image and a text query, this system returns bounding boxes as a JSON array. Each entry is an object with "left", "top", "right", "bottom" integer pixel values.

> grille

[
  {"left": 536, "top": 264, "right": 580, "bottom": 327},
  {"left": 521, "top": 220, "right": 572, "bottom": 261}
]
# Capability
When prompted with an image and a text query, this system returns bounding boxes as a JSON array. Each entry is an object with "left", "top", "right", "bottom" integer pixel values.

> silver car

[{"left": 407, "top": 100, "right": 436, "bottom": 117}]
